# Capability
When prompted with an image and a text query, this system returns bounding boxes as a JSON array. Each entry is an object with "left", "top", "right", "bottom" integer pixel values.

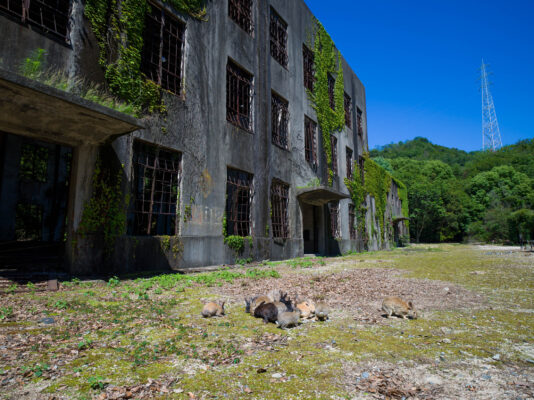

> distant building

[{"left": 0, "top": 0, "right": 408, "bottom": 274}]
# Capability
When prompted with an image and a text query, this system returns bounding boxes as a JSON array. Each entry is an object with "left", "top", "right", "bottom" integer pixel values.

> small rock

[
  {"left": 492, "top": 354, "right": 500, "bottom": 361},
  {"left": 40, "top": 317, "right": 55, "bottom": 325},
  {"left": 525, "top": 359, "right": 534, "bottom": 364},
  {"left": 271, "top": 373, "right": 283, "bottom": 379},
  {"left": 257, "top": 368, "right": 267, "bottom": 373},
  {"left": 361, "top": 372, "right": 370, "bottom": 379},
  {"left": 442, "top": 338, "right": 451, "bottom": 344},
  {"left": 425, "top": 376, "right": 443, "bottom": 385},
  {"left": 481, "top": 374, "right": 491, "bottom": 380}
]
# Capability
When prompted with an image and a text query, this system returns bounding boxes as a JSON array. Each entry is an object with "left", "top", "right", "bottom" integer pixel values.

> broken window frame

[
  {"left": 19, "top": 143, "right": 49, "bottom": 183},
  {"left": 228, "top": 0, "right": 253, "bottom": 35},
  {"left": 344, "top": 92, "right": 352, "bottom": 128},
  {"left": 328, "top": 74, "right": 336, "bottom": 110},
  {"left": 358, "top": 155, "right": 365, "bottom": 184},
  {"left": 271, "top": 91, "right": 289, "bottom": 150},
  {"left": 348, "top": 204, "right": 356, "bottom": 240},
  {"left": 346, "top": 147, "right": 353, "bottom": 180},
  {"left": 226, "top": 59, "right": 254, "bottom": 132},
  {"left": 141, "top": 3, "right": 185, "bottom": 95},
  {"left": 356, "top": 107, "right": 364, "bottom": 136},
  {"left": 270, "top": 180, "right": 289, "bottom": 239},
  {"left": 331, "top": 135, "right": 338, "bottom": 176},
  {"left": 302, "top": 44, "right": 315, "bottom": 91},
  {"left": 226, "top": 168, "right": 253, "bottom": 237},
  {"left": 131, "top": 141, "right": 182, "bottom": 236},
  {"left": 0, "top": 0, "right": 71, "bottom": 42},
  {"left": 269, "top": 7, "right": 288, "bottom": 68},
  {"left": 304, "top": 116, "right": 318, "bottom": 170},
  {"left": 329, "top": 202, "right": 340, "bottom": 239}
]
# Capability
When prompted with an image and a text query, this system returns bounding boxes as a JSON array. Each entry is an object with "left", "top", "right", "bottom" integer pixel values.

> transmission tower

[{"left": 480, "top": 60, "right": 502, "bottom": 151}]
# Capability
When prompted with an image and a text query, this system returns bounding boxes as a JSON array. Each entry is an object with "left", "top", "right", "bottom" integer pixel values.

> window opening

[
  {"left": 303, "top": 44, "right": 315, "bottom": 91},
  {"left": 358, "top": 155, "right": 365, "bottom": 184},
  {"left": 270, "top": 180, "right": 289, "bottom": 239},
  {"left": 228, "top": 0, "right": 253, "bottom": 34},
  {"left": 344, "top": 92, "right": 352, "bottom": 128},
  {"left": 132, "top": 141, "right": 181, "bottom": 236},
  {"left": 331, "top": 135, "right": 338, "bottom": 176},
  {"left": 356, "top": 107, "right": 364, "bottom": 136},
  {"left": 346, "top": 147, "right": 353, "bottom": 179},
  {"left": 304, "top": 116, "right": 317, "bottom": 169},
  {"left": 329, "top": 202, "right": 340, "bottom": 239},
  {"left": 141, "top": 4, "right": 185, "bottom": 95},
  {"left": 19, "top": 143, "right": 48, "bottom": 183},
  {"left": 328, "top": 74, "right": 335, "bottom": 110},
  {"left": 226, "top": 59, "right": 253, "bottom": 132},
  {"left": 15, "top": 203, "right": 43, "bottom": 241},
  {"left": 270, "top": 7, "right": 288, "bottom": 67},
  {"left": 226, "top": 168, "right": 253, "bottom": 236},
  {"left": 271, "top": 92, "right": 289, "bottom": 149},
  {"left": 348, "top": 204, "right": 356, "bottom": 240}
]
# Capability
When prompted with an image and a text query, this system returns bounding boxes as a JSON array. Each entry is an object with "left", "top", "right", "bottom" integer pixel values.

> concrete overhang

[
  {"left": 0, "top": 68, "right": 143, "bottom": 146},
  {"left": 296, "top": 186, "right": 350, "bottom": 206}
]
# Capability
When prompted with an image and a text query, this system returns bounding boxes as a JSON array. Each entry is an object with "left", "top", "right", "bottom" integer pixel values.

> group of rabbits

[{"left": 202, "top": 292, "right": 417, "bottom": 328}]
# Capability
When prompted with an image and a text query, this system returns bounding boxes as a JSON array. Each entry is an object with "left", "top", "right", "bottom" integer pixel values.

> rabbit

[
  {"left": 296, "top": 297, "right": 315, "bottom": 319},
  {"left": 273, "top": 292, "right": 294, "bottom": 314},
  {"left": 253, "top": 301, "right": 278, "bottom": 323},
  {"left": 381, "top": 296, "right": 417, "bottom": 319},
  {"left": 314, "top": 302, "right": 330, "bottom": 321},
  {"left": 245, "top": 295, "right": 272, "bottom": 315},
  {"left": 276, "top": 310, "right": 301, "bottom": 329},
  {"left": 202, "top": 301, "right": 225, "bottom": 317},
  {"left": 267, "top": 289, "right": 282, "bottom": 302}
]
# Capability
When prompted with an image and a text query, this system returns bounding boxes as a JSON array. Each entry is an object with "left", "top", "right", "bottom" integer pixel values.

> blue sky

[{"left": 304, "top": 0, "right": 534, "bottom": 152}]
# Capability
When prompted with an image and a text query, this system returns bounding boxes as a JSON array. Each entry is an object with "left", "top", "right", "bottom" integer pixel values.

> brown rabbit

[
  {"left": 245, "top": 295, "right": 272, "bottom": 315},
  {"left": 254, "top": 301, "right": 278, "bottom": 323},
  {"left": 296, "top": 297, "right": 315, "bottom": 319},
  {"left": 202, "top": 301, "right": 225, "bottom": 318},
  {"left": 314, "top": 303, "right": 330, "bottom": 321},
  {"left": 381, "top": 297, "right": 417, "bottom": 319}
]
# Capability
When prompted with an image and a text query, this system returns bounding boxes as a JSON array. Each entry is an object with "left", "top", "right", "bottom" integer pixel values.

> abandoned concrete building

[{"left": 0, "top": 0, "right": 408, "bottom": 275}]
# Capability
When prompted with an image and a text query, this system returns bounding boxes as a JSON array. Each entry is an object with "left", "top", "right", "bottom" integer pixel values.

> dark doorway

[
  {"left": 302, "top": 203, "right": 319, "bottom": 254},
  {"left": 0, "top": 132, "right": 72, "bottom": 273}
]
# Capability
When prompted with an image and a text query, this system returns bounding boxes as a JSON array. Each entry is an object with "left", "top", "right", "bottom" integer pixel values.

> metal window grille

[
  {"left": 304, "top": 117, "right": 317, "bottom": 169},
  {"left": 358, "top": 155, "right": 365, "bottom": 184},
  {"left": 346, "top": 147, "right": 353, "bottom": 180},
  {"left": 271, "top": 92, "right": 289, "bottom": 149},
  {"left": 0, "top": 0, "right": 70, "bottom": 41},
  {"left": 226, "top": 60, "right": 253, "bottom": 132},
  {"left": 329, "top": 203, "right": 340, "bottom": 239},
  {"left": 303, "top": 44, "right": 315, "bottom": 91},
  {"left": 19, "top": 143, "right": 48, "bottom": 183},
  {"left": 15, "top": 203, "right": 43, "bottom": 241},
  {"left": 331, "top": 135, "right": 338, "bottom": 176},
  {"left": 270, "top": 180, "right": 289, "bottom": 239},
  {"left": 270, "top": 7, "right": 288, "bottom": 68},
  {"left": 226, "top": 168, "right": 253, "bottom": 237},
  {"left": 132, "top": 141, "right": 181, "bottom": 236},
  {"left": 228, "top": 0, "right": 252, "bottom": 34},
  {"left": 348, "top": 204, "right": 356, "bottom": 240},
  {"left": 328, "top": 74, "right": 336, "bottom": 110},
  {"left": 344, "top": 93, "right": 352, "bottom": 128},
  {"left": 141, "top": 5, "right": 185, "bottom": 95},
  {"left": 357, "top": 107, "right": 364, "bottom": 136}
]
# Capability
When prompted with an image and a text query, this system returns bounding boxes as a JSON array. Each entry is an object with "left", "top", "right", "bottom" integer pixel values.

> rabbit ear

[
  {"left": 408, "top": 301, "right": 414, "bottom": 309},
  {"left": 221, "top": 301, "right": 225, "bottom": 307}
]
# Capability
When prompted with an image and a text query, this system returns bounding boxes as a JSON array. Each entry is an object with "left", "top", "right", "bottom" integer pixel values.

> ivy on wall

[
  {"left": 308, "top": 20, "right": 345, "bottom": 185},
  {"left": 78, "top": 158, "right": 129, "bottom": 255},
  {"left": 363, "top": 156, "right": 392, "bottom": 237},
  {"left": 84, "top": 0, "right": 206, "bottom": 114},
  {"left": 344, "top": 162, "right": 366, "bottom": 239}
]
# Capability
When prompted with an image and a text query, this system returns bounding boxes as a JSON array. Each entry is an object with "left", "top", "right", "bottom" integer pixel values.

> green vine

[
  {"left": 344, "top": 162, "right": 366, "bottom": 238},
  {"left": 363, "top": 155, "right": 392, "bottom": 239},
  {"left": 84, "top": 0, "right": 206, "bottom": 115},
  {"left": 78, "top": 158, "right": 129, "bottom": 255},
  {"left": 392, "top": 176, "right": 409, "bottom": 229},
  {"left": 308, "top": 20, "right": 345, "bottom": 185}
]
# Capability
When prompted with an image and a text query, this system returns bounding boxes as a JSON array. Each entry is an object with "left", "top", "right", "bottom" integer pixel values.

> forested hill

[{"left": 370, "top": 138, "right": 534, "bottom": 244}]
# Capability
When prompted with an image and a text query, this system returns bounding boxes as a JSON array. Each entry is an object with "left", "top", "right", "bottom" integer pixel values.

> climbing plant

[
  {"left": 344, "top": 162, "right": 366, "bottom": 238},
  {"left": 78, "top": 158, "right": 129, "bottom": 255},
  {"left": 308, "top": 20, "right": 345, "bottom": 185},
  {"left": 84, "top": 0, "right": 206, "bottom": 115}
]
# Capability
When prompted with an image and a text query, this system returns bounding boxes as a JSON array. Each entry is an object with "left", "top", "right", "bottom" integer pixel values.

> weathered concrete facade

[{"left": 0, "top": 0, "right": 407, "bottom": 274}]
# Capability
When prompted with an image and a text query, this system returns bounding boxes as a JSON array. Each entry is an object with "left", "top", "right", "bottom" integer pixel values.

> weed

[
  {"left": 54, "top": 300, "right": 68, "bottom": 310},
  {"left": 0, "top": 306, "right": 13, "bottom": 320},
  {"left": 108, "top": 276, "right": 120, "bottom": 287},
  {"left": 26, "top": 281, "right": 36, "bottom": 293},
  {"left": 87, "top": 376, "right": 106, "bottom": 390},
  {"left": 6, "top": 284, "right": 17, "bottom": 294},
  {"left": 77, "top": 338, "right": 93, "bottom": 351}
]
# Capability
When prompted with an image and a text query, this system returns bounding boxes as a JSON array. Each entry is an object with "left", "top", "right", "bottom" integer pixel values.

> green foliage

[
  {"left": 223, "top": 235, "right": 252, "bottom": 254},
  {"left": 308, "top": 21, "right": 345, "bottom": 185},
  {"left": 508, "top": 209, "right": 534, "bottom": 242},
  {"left": 78, "top": 158, "right": 128, "bottom": 255},
  {"left": 108, "top": 276, "right": 120, "bottom": 287},
  {"left": 0, "top": 306, "right": 13, "bottom": 320},
  {"left": 344, "top": 162, "right": 366, "bottom": 237},
  {"left": 87, "top": 375, "right": 105, "bottom": 390},
  {"left": 364, "top": 157, "right": 392, "bottom": 237}
]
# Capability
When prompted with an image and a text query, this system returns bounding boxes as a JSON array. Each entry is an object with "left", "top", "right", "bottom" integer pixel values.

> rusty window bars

[
  {"left": 358, "top": 155, "right": 365, "bottom": 184},
  {"left": 271, "top": 92, "right": 289, "bottom": 149},
  {"left": 226, "top": 168, "right": 253, "bottom": 237},
  {"left": 303, "top": 44, "right": 315, "bottom": 91},
  {"left": 228, "top": 0, "right": 253, "bottom": 34},
  {"left": 141, "top": 4, "right": 185, "bottom": 95},
  {"left": 348, "top": 204, "right": 356, "bottom": 240},
  {"left": 0, "top": 0, "right": 70, "bottom": 42},
  {"left": 331, "top": 135, "right": 338, "bottom": 176},
  {"left": 19, "top": 143, "right": 48, "bottom": 183},
  {"left": 346, "top": 147, "right": 353, "bottom": 180},
  {"left": 344, "top": 92, "right": 352, "bottom": 128},
  {"left": 357, "top": 107, "right": 364, "bottom": 136},
  {"left": 226, "top": 59, "right": 253, "bottom": 132},
  {"left": 270, "top": 7, "right": 288, "bottom": 68},
  {"left": 270, "top": 180, "right": 289, "bottom": 239},
  {"left": 329, "top": 202, "right": 340, "bottom": 239},
  {"left": 131, "top": 141, "right": 182, "bottom": 236},
  {"left": 304, "top": 116, "right": 317, "bottom": 169}
]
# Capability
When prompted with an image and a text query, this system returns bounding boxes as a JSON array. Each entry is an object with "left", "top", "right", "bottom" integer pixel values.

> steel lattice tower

[{"left": 480, "top": 60, "right": 503, "bottom": 151}]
